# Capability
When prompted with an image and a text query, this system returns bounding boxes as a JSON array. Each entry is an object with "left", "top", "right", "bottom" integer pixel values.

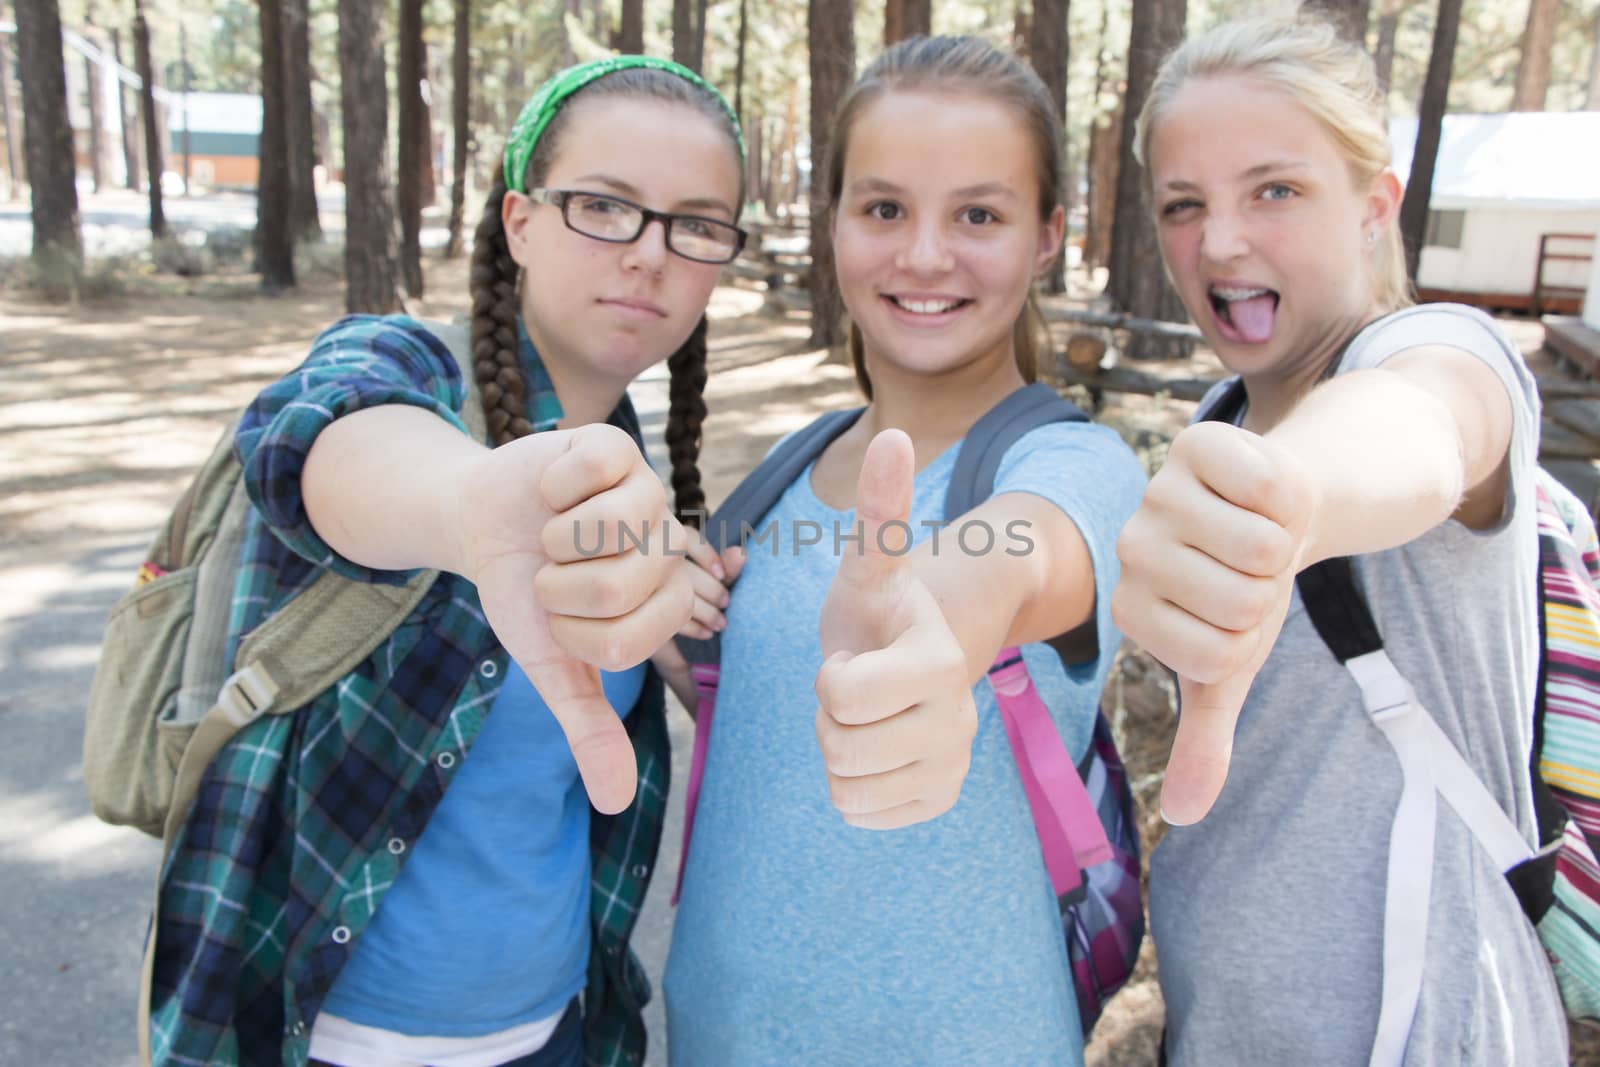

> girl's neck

[
  {"left": 857, "top": 346, "right": 1028, "bottom": 463},
  {"left": 522, "top": 315, "right": 632, "bottom": 430},
  {"left": 1239, "top": 303, "right": 1385, "bottom": 434}
]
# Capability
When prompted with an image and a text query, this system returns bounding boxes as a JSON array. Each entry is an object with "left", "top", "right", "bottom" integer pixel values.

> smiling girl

[
  {"left": 147, "top": 58, "right": 743, "bottom": 1067},
  {"left": 1109, "top": 17, "right": 1567, "bottom": 1064},
  {"left": 661, "top": 36, "right": 1144, "bottom": 1066}
]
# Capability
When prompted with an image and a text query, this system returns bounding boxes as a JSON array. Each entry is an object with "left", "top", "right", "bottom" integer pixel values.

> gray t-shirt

[{"left": 1150, "top": 304, "right": 1568, "bottom": 1065}]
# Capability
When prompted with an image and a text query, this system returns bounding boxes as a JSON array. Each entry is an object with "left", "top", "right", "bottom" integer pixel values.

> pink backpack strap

[
  {"left": 990, "top": 647, "right": 1111, "bottom": 896},
  {"left": 672, "top": 663, "right": 720, "bottom": 905}
]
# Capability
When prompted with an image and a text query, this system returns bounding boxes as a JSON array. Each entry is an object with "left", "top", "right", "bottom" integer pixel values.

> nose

[
  {"left": 895, "top": 218, "right": 955, "bottom": 276},
  {"left": 620, "top": 217, "right": 670, "bottom": 272},
  {"left": 1199, "top": 210, "right": 1249, "bottom": 264}
]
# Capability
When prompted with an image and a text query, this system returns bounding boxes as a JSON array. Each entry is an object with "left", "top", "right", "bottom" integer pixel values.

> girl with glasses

[{"left": 147, "top": 58, "right": 743, "bottom": 1067}]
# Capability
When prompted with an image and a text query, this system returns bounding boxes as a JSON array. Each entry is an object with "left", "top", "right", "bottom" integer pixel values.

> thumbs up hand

[
  {"left": 1110, "top": 420, "right": 1314, "bottom": 826},
  {"left": 814, "top": 429, "right": 978, "bottom": 830}
]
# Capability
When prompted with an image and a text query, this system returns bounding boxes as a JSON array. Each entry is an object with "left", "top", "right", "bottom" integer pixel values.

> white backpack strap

[{"left": 1344, "top": 650, "right": 1532, "bottom": 1067}]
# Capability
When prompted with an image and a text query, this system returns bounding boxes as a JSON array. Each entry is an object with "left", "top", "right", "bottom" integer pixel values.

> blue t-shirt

[
  {"left": 320, "top": 658, "right": 645, "bottom": 1036},
  {"left": 663, "top": 422, "right": 1146, "bottom": 1066}
]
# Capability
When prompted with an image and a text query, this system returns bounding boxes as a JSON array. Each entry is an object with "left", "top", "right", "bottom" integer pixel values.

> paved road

[
  {"left": 0, "top": 187, "right": 452, "bottom": 258},
  {"left": 0, "top": 349, "right": 692, "bottom": 1067}
]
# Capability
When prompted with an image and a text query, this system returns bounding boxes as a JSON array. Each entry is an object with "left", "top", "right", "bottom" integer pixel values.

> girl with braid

[{"left": 147, "top": 58, "right": 744, "bottom": 1067}]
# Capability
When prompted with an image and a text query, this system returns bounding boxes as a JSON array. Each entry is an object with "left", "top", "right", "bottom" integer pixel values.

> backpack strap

[
  {"left": 1297, "top": 559, "right": 1534, "bottom": 1067},
  {"left": 157, "top": 318, "right": 489, "bottom": 854}
]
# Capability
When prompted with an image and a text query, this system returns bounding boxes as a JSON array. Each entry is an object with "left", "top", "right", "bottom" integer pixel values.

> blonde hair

[
  {"left": 1134, "top": 15, "right": 1412, "bottom": 312},
  {"left": 824, "top": 35, "right": 1062, "bottom": 399}
]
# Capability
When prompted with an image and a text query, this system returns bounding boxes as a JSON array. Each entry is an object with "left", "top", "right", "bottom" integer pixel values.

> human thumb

[
  {"left": 1160, "top": 670, "right": 1256, "bottom": 826},
  {"left": 837, "top": 428, "right": 916, "bottom": 590}
]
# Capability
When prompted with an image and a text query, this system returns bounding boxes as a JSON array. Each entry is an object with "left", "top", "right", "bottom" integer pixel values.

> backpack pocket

[{"left": 83, "top": 567, "right": 198, "bottom": 836}]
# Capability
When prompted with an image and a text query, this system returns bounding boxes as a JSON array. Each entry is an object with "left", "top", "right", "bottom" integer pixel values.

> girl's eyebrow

[
  {"left": 568, "top": 172, "right": 736, "bottom": 218},
  {"left": 846, "top": 176, "right": 1019, "bottom": 200},
  {"left": 1161, "top": 160, "right": 1311, "bottom": 194}
]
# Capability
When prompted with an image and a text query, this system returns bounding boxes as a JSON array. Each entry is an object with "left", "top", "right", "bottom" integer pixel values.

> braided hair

[{"left": 467, "top": 68, "right": 740, "bottom": 524}]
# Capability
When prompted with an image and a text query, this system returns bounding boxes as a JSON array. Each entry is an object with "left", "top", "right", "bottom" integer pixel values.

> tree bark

[
  {"left": 258, "top": 0, "right": 296, "bottom": 289},
  {"left": 673, "top": 0, "right": 707, "bottom": 73},
  {"left": 735, "top": 0, "right": 748, "bottom": 123},
  {"left": 1373, "top": 1, "right": 1400, "bottom": 96},
  {"left": 1029, "top": 0, "right": 1069, "bottom": 294},
  {"left": 283, "top": 0, "right": 322, "bottom": 240},
  {"left": 83, "top": 24, "right": 107, "bottom": 192},
  {"left": 15, "top": 0, "right": 82, "bottom": 282},
  {"left": 1510, "top": 0, "right": 1558, "bottom": 111},
  {"left": 1084, "top": 106, "right": 1120, "bottom": 270},
  {"left": 808, "top": 0, "right": 855, "bottom": 350},
  {"left": 111, "top": 28, "right": 141, "bottom": 193},
  {"left": 397, "top": 0, "right": 426, "bottom": 298},
  {"left": 1302, "top": 0, "right": 1369, "bottom": 45},
  {"left": 1399, "top": 0, "right": 1463, "bottom": 283},
  {"left": 340, "top": 0, "right": 401, "bottom": 312},
  {"left": 444, "top": 0, "right": 471, "bottom": 258},
  {"left": 132, "top": 0, "right": 166, "bottom": 237},
  {"left": 1105, "top": 0, "right": 1188, "bottom": 359},
  {"left": 883, "top": 0, "right": 930, "bottom": 44},
  {"left": 618, "top": 0, "right": 644, "bottom": 53},
  {"left": 0, "top": 21, "right": 24, "bottom": 198}
]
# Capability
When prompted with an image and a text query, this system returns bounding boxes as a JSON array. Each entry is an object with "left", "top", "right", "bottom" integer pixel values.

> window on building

[{"left": 1424, "top": 209, "right": 1465, "bottom": 250}]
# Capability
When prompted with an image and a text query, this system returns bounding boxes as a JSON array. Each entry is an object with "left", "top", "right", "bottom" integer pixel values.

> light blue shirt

[
  {"left": 664, "top": 422, "right": 1146, "bottom": 1066},
  {"left": 321, "top": 658, "right": 645, "bottom": 1036}
]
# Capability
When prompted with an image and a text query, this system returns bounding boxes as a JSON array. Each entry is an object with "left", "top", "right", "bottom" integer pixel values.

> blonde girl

[{"left": 1112, "top": 16, "right": 1566, "bottom": 1064}]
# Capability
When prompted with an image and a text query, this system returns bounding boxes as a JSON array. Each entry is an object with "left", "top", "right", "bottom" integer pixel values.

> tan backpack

[{"left": 83, "top": 318, "right": 487, "bottom": 850}]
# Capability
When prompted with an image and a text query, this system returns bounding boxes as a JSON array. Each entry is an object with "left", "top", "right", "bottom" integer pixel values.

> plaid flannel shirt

[{"left": 148, "top": 315, "right": 669, "bottom": 1067}]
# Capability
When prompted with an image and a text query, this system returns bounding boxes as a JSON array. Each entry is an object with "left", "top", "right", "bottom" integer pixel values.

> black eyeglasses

[{"left": 525, "top": 188, "right": 747, "bottom": 265}]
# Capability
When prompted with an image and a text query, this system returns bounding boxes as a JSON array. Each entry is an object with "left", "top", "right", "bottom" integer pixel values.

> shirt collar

[{"left": 516, "top": 315, "right": 566, "bottom": 433}]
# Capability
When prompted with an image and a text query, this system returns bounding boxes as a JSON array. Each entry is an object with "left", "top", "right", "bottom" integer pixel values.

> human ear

[
  {"left": 502, "top": 190, "right": 534, "bottom": 269},
  {"left": 1362, "top": 168, "right": 1403, "bottom": 238},
  {"left": 1035, "top": 203, "right": 1066, "bottom": 278}
]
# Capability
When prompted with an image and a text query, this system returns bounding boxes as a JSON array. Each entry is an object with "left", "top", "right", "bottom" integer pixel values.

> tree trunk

[
  {"left": 340, "top": 0, "right": 401, "bottom": 313},
  {"left": 83, "top": 26, "right": 107, "bottom": 193},
  {"left": 1398, "top": 0, "right": 1463, "bottom": 283},
  {"left": 1082, "top": 0, "right": 1114, "bottom": 269},
  {"left": 1301, "top": 0, "right": 1368, "bottom": 45},
  {"left": 132, "top": 0, "right": 166, "bottom": 238},
  {"left": 1084, "top": 106, "right": 1120, "bottom": 270},
  {"left": 258, "top": 0, "right": 296, "bottom": 290},
  {"left": 111, "top": 28, "right": 141, "bottom": 193},
  {"left": 1373, "top": 1, "right": 1400, "bottom": 96},
  {"left": 283, "top": 0, "right": 322, "bottom": 240},
  {"left": 1105, "top": 0, "right": 1188, "bottom": 359},
  {"left": 883, "top": 0, "right": 930, "bottom": 44},
  {"left": 15, "top": 0, "right": 82, "bottom": 286},
  {"left": 397, "top": 0, "right": 425, "bottom": 298},
  {"left": 420, "top": 39, "right": 436, "bottom": 209},
  {"left": 1510, "top": 0, "right": 1558, "bottom": 111},
  {"left": 0, "top": 21, "right": 24, "bottom": 198},
  {"left": 1028, "top": 0, "right": 1069, "bottom": 294},
  {"left": 735, "top": 0, "right": 748, "bottom": 124},
  {"left": 808, "top": 0, "right": 854, "bottom": 350},
  {"left": 618, "top": 0, "right": 644, "bottom": 53},
  {"left": 445, "top": 0, "right": 471, "bottom": 258},
  {"left": 674, "top": 0, "right": 708, "bottom": 73},
  {"left": 1587, "top": 11, "right": 1600, "bottom": 111}
]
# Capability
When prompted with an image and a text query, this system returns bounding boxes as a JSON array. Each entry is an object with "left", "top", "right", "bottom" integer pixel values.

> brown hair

[
  {"left": 822, "top": 35, "right": 1064, "bottom": 399},
  {"left": 1134, "top": 15, "right": 1412, "bottom": 313},
  {"left": 469, "top": 68, "right": 742, "bottom": 524}
]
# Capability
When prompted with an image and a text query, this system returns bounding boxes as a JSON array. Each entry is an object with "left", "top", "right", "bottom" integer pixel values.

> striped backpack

[
  {"left": 670, "top": 383, "right": 1144, "bottom": 1035},
  {"left": 1207, "top": 378, "right": 1600, "bottom": 1062}
]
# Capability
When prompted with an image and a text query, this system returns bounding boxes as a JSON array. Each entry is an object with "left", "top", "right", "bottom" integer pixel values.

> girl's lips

[
  {"left": 1207, "top": 286, "right": 1279, "bottom": 345},
  {"left": 599, "top": 297, "right": 668, "bottom": 320},
  {"left": 880, "top": 293, "right": 972, "bottom": 327}
]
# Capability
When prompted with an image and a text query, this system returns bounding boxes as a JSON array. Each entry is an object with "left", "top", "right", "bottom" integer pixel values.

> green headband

[{"left": 502, "top": 56, "right": 744, "bottom": 193}]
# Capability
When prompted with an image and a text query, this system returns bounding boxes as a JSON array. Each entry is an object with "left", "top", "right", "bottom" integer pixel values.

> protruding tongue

[{"left": 1228, "top": 294, "right": 1277, "bottom": 343}]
